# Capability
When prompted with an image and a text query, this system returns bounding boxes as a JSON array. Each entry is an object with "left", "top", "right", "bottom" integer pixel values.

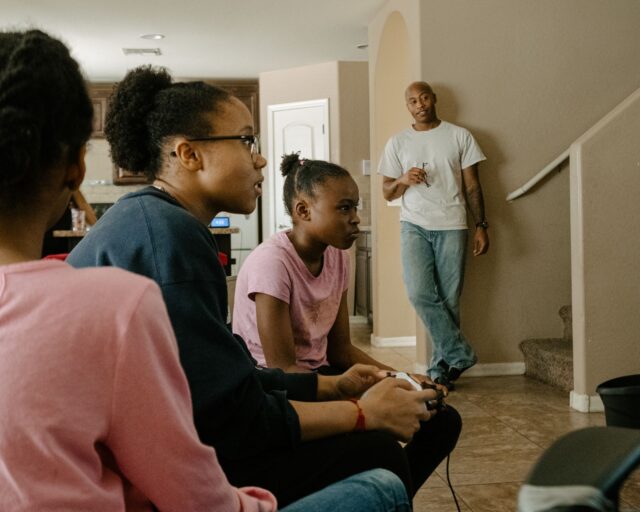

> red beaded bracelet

[{"left": 349, "top": 399, "right": 366, "bottom": 432}]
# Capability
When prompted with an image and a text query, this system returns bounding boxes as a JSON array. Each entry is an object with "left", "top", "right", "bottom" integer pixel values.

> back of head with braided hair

[
  {"left": 280, "top": 153, "right": 351, "bottom": 218},
  {"left": 0, "top": 29, "right": 93, "bottom": 213}
]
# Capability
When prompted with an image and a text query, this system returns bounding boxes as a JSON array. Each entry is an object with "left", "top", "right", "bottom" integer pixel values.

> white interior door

[{"left": 268, "top": 99, "right": 329, "bottom": 233}]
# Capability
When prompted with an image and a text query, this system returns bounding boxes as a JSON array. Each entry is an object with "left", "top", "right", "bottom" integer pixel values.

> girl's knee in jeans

[
  {"left": 279, "top": 469, "right": 411, "bottom": 512},
  {"left": 349, "top": 469, "right": 412, "bottom": 512}
]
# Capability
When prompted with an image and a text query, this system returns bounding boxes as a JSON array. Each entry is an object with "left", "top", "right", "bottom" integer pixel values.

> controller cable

[
  {"left": 445, "top": 452, "right": 461, "bottom": 512},
  {"left": 389, "top": 373, "right": 462, "bottom": 510},
  {"left": 426, "top": 384, "right": 462, "bottom": 511}
]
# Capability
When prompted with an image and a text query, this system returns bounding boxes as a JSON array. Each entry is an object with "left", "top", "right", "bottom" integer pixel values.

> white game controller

[
  {"left": 361, "top": 371, "right": 421, "bottom": 399},
  {"left": 391, "top": 371, "right": 423, "bottom": 391}
]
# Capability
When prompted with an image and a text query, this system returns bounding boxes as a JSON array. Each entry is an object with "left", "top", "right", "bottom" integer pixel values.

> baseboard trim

[
  {"left": 371, "top": 335, "right": 417, "bottom": 348},
  {"left": 348, "top": 315, "right": 370, "bottom": 325},
  {"left": 570, "top": 391, "right": 604, "bottom": 412},
  {"left": 414, "top": 362, "right": 525, "bottom": 377}
]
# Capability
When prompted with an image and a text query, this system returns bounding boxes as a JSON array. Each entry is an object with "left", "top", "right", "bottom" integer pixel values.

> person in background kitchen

[
  {"left": 67, "top": 65, "right": 460, "bottom": 507},
  {"left": 379, "top": 81, "right": 490, "bottom": 391},
  {"left": 0, "top": 27, "right": 278, "bottom": 512}
]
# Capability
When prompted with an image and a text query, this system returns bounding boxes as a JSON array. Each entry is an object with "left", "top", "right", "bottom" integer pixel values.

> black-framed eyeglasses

[{"left": 187, "top": 134, "right": 261, "bottom": 157}]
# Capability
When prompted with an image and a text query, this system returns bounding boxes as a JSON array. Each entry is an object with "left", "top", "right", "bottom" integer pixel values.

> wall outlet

[{"left": 362, "top": 159, "right": 371, "bottom": 175}]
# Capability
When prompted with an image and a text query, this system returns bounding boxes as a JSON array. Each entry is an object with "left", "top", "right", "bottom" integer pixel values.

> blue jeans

[
  {"left": 280, "top": 469, "right": 411, "bottom": 512},
  {"left": 400, "top": 221, "right": 477, "bottom": 379}
]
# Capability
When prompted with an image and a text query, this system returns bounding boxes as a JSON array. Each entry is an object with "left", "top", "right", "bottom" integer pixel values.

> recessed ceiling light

[
  {"left": 356, "top": 43, "right": 368, "bottom": 49},
  {"left": 140, "top": 33, "right": 165, "bottom": 40}
]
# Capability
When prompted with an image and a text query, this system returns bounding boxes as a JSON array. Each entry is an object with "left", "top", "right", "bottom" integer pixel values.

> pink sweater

[{"left": 0, "top": 260, "right": 276, "bottom": 512}]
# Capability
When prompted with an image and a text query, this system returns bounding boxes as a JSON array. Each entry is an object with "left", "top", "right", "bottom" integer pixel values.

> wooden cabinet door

[{"left": 88, "top": 84, "right": 113, "bottom": 138}]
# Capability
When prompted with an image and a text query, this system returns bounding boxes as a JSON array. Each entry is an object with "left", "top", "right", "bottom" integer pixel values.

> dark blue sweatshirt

[{"left": 68, "top": 187, "right": 317, "bottom": 460}]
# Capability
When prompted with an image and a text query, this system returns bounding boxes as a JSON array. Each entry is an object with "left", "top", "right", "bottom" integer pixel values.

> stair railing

[
  {"left": 507, "top": 87, "right": 640, "bottom": 203},
  {"left": 506, "top": 148, "right": 570, "bottom": 202}
]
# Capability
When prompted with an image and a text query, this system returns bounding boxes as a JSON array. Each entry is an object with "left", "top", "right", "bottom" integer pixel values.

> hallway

[{"left": 350, "top": 324, "right": 640, "bottom": 511}]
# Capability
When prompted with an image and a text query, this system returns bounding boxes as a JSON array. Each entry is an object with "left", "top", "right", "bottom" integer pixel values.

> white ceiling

[{"left": 3, "top": 0, "right": 386, "bottom": 81}]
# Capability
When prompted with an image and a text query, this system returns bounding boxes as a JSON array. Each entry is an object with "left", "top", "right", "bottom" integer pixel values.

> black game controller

[
  {"left": 390, "top": 372, "right": 446, "bottom": 411},
  {"left": 421, "top": 382, "right": 446, "bottom": 411}
]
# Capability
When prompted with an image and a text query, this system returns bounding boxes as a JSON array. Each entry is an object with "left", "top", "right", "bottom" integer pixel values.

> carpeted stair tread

[{"left": 519, "top": 338, "right": 573, "bottom": 392}]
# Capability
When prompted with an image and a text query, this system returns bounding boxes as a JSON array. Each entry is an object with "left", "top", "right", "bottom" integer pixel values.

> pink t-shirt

[
  {"left": 0, "top": 260, "right": 276, "bottom": 512},
  {"left": 233, "top": 231, "right": 349, "bottom": 370}
]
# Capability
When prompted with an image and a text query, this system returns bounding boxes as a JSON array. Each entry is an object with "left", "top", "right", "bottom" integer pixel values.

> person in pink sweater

[
  {"left": 0, "top": 28, "right": 277, "bottom": 512},
  {"left": 0, "top": 28, "right": 411, "bottom": 512}
]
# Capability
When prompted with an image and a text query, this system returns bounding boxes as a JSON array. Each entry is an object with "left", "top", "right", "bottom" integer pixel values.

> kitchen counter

[
  {"left": 209, "top": 227, "right": 240, "bottom": 235},
  {"left": 53, "top": 227, "right": 239, "bottom": 237},
  {"left": 51, "top": 227, "right": 239, "bottom": 276}
]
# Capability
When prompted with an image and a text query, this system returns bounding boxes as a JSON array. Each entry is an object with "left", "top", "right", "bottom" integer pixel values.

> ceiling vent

[{"left": 122, "top": 48, "right": 162, "bottom": 56}]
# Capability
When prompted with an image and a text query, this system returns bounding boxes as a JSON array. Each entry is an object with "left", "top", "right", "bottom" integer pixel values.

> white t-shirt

[{"left": 378, "top": 121, "right": 486, "bottom": 229}]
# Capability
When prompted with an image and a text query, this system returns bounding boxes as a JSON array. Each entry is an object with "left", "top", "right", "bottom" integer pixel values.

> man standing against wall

[{"left": 378, "top": 81, "right": 489, "bottom": 390}]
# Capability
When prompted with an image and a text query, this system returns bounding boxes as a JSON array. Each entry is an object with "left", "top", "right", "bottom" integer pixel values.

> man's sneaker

[
  {"left": 434, "top": 374, "right": 455, "bottom": 391},
  {"left": 447, "top": 365, "right": 472, "bottom": 383}
]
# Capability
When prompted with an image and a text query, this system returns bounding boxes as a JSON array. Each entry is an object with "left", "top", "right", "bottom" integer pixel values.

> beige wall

[
  {"left": 370, "top": 0, "right": 640, "bottom": 367},
  {"left": 259, "top": 61, "right": 370, "bottom": 314},
  {"left": 571, "top": 89, "right": 640, "bottom": 395},
  {"left": 337, "top": 61, "right": 371, "bottom": 227},
  {"left": 369, "top": 3, "right": 422, "bottom": 341}
]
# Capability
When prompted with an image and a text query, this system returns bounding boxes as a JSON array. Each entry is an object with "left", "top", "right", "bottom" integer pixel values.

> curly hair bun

[
  {"left": 280, "top": 152, "right": 302, "bottom": 177},
  {"left": 105, "top": 65, "right": 172, "bottom": 174}
]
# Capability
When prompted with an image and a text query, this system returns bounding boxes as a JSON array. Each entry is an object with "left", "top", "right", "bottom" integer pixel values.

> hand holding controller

[
  {"left": 390, "top": 372, "right": 446, "bottom": 411},
  {"left": 390, "top": 371, "right": 422, "bottom": 390}
]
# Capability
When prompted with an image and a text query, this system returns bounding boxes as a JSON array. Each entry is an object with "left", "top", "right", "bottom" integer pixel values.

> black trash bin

[{"left": 596, "top": 374, "right": 640, "bottom": 429}]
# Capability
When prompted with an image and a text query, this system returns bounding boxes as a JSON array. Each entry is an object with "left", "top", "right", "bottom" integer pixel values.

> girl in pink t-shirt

[{"left": 234, "top": 154, "right": 395, "bottom": 374}]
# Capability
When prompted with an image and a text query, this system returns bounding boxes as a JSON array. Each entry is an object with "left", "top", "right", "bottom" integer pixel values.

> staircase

[{"left": 519, "top": 306, "right": 573, "bottom": 392}]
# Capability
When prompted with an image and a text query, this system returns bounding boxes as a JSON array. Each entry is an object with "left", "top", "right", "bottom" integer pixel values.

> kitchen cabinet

[
  {"left": 87, "top": 80, "right": 259, "bottom": 185},
  {"left": 88, "top": 84, "right": 113, "bottom": 138},
  {"left": 206, "top": 80, "right": 259, "bottom": 131},
  {"left": 354, "top": 229, "right": 372, "bottom": 323}
]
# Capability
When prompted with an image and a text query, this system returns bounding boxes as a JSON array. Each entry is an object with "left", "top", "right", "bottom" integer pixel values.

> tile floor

[{"left": 350, "top": 323, "right": 640, "bottom": 512}]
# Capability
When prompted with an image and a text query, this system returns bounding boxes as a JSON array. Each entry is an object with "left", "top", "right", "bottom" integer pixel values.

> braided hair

[
  {"left": 105, "top": 66, "right": 231, "bottom": 180},
  {"left": 280, "top": 153, "right": 351, "bottom": 217},
  {"left": 0, "top": 29, "right": 93, "bottom": 213}
]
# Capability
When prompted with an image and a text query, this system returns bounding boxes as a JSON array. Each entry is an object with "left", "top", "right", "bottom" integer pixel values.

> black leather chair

[{"left": 517, "top": 426, "right": 640, "bottom": 512}]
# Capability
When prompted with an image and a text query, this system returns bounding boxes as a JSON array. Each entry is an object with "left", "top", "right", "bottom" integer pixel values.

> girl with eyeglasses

[{"left": 68, "top": 65, "right": 443, "bottom": 508}]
